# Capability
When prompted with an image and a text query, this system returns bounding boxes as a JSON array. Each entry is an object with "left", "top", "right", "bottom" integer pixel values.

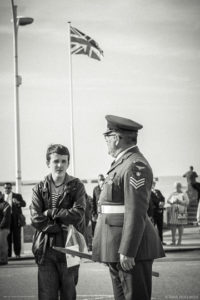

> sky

[{"left": 0, "top": 0, "right": 200, "bottom": 183}]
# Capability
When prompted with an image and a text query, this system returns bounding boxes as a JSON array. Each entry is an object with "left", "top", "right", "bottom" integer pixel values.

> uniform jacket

[
  {"left": 30, "top": 174, "right": 86, "bottom": 264},
  {"left": 92, "top": 146, "right": 165, "bottom": 263},
  {"left": 3, "top": 192, "right": 26, "bottom": 228},
  {"left": 0, "top": 200, "right": 11, "bottom": 229}
]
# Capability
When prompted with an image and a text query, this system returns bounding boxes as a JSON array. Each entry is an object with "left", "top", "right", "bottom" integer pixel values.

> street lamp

[{"left": 10, "top": 0, "right": 34, "bottom": 193}]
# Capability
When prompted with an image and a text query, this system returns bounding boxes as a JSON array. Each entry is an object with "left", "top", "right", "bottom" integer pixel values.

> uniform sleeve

[{"left": 118, "top": 161, "right": 152, "bottom": 257}]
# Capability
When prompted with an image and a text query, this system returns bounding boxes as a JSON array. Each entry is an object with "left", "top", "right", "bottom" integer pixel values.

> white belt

[{"left": 100, "top": 205, "right": 125, "bottom": 214}]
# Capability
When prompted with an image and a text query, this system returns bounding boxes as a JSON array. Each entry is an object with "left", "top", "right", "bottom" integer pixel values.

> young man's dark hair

[{"left": 46, "top": 144, "right": 70, "bottom": 162}]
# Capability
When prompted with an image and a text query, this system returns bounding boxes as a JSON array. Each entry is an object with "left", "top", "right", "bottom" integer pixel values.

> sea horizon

[{"left": 0, "top": 175, "right": 198, "bottom": 225}]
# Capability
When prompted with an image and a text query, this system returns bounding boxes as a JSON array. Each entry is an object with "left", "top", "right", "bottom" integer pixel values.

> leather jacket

[{"left": 30, "top": 174, "right": 86, "bottom": 264}]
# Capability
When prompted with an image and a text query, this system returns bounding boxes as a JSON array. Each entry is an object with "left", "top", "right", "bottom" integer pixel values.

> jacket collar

[
  {"left": 42, "top": 173, "right": 76, "bottom": 193},
  {"left": 107, "top": 146, "right": 139, "bottom": 174}
]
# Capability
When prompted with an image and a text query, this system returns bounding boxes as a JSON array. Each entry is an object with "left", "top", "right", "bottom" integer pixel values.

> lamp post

[{"left": 10, "top": 0, "right": 33, "bottom": 193}]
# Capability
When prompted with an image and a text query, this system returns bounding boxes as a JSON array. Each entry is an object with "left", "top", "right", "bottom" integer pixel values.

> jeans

[{"left": 38, "top": 248, "right": 78, "bottom": 300}]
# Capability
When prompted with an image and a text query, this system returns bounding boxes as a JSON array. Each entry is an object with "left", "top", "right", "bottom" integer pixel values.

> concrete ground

[
  {"left": 1, "top": 225, "right": 199, "bottom": 300},
  {"left": 0, "top": 251, "right": 200, "bottom": 300}
]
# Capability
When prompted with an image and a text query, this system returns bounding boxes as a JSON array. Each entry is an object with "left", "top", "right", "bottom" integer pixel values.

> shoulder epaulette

[{"left": 131, "top": 153, "right": 148, "bottom": 166}]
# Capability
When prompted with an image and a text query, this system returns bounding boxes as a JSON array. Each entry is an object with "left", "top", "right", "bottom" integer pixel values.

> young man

[
  {"left": 92, "top": 115, "right": 165, "bottom": 300},
  {"left": 30, "top": 144, "right": 86, "bottom": 300},
  {"left": 3, "top": 182, "right": 26, "bottom": 258},
  {"left": 0, "top": 191, "right": 11, "bottom": 265}
]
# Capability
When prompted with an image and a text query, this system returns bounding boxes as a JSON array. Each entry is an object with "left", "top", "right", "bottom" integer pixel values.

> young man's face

[{"left": 47, "top": 153, "right": 69, "bottom": 179}]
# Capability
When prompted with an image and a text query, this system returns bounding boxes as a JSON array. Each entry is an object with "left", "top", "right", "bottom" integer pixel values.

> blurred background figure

[
  {"left": 197, "top": 200, "right": 200, "bottom": 226},
  {"left": 167, "top": 182, "right": 189, "bottom": 246},
  {"left": 183, "top": 166, "right": 198, "bottom": 186},
  {"left": 148, "top": 180, "right": 165, "bottom": 244},
  {"left": 3, "top": 182, "right": 26, "bottom": 258},
  {"left": 0, "top": 191, "right": 11, "bottom": 265},
  {"left": 92, "top": 174, "right": 105, "bottom": 235},
  {"left": 183, "top": 166, "right": 200, "bottom": 203},
  {"left": 85, "top": 193, "right": 93, "bottom": 251}
]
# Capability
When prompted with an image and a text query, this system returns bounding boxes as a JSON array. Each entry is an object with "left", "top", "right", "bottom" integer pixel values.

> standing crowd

[{"left": 0, "top": 115, "right": 199, "bottom": 300}]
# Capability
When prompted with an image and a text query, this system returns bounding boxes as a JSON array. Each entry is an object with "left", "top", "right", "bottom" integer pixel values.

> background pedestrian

[
  {"left": 167, "top": 182, "right": 189, "bottom": 245},
  {"left": 149, "top": 180, "right": 166, "bottom": 244},
  {"left": 0, "top": 191, "right": 11, "bottom": 265},
  {"left": 91, "top": 174, "right": 105, "bottom": 235},
  {"left": 3, "top": 182, "right": 26, "bottom": 258}
]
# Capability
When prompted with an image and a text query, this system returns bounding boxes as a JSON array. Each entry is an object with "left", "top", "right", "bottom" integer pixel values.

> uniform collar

[
  {"left": 115, "top": 145, "right": 137, "bottom": 162},
  {"left": 108, "top": 146, "right": 139, "bottom": 173}
]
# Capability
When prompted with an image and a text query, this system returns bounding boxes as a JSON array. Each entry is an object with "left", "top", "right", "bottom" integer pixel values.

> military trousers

[{"left": 108, "top": 260, "right": 153, "bottom": 300}]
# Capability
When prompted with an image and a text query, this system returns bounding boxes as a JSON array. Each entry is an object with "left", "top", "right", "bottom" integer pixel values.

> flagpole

[{"left": 67, "top": 21, "right": 75, "bottom": 176}]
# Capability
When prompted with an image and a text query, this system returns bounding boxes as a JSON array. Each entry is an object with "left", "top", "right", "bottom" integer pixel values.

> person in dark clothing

[
  {"left": 91, "top": 174, "right": 105, "bottom": 235},
  {"left": 3, "top": 182, "right": 26, "bottom": 258},
  {"left": 0, "top": 191, "right": 11, "bottom": 265},
  {"left": 85, "top": 194, "right": 93, "bottom": 251},
  {"left": 183, "top": 166, "right": 200, "bottom": 203},
  {"left": 149, "top": 181, "right": 165, "bottom": 244},
  {"left": 183, "top": 166, "right": 198, "bottom": 185},
  {"left": 30, "top": 144, "right": 86, "bottom": 300}
]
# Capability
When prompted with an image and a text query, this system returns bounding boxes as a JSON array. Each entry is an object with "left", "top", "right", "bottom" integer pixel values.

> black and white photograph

[{"left": 0, "top": 0, "right": 200, "bottom": 299}]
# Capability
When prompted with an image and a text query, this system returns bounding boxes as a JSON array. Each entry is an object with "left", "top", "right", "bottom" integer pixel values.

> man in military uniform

[{"left": 92, "top": 115, "right": 165, "bottom": 300}]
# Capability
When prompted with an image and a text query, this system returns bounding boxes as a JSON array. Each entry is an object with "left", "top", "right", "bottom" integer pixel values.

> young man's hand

[{"left": 43, "top": 208, "right": 58, "bottom": 219}]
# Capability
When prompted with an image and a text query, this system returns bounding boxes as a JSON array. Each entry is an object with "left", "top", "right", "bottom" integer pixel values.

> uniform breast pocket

[
  {"left": 106, "top": 181, "right": 113, "bottom": 201},
  {"left": 104, "top": 174, "right": 117, "bottom": 202},
  {"left": 100, "top": 181, "right": 113, "bottom": 202}
]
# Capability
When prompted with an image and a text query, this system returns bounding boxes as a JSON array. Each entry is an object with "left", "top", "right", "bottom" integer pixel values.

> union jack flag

[{"left": 70, "top": 26, "right": 103, "bottom": 61}]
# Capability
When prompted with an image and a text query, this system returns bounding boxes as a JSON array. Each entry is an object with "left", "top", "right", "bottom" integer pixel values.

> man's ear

[{"left": 46, "top": 160, "right": 50, "bottom": 168}]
